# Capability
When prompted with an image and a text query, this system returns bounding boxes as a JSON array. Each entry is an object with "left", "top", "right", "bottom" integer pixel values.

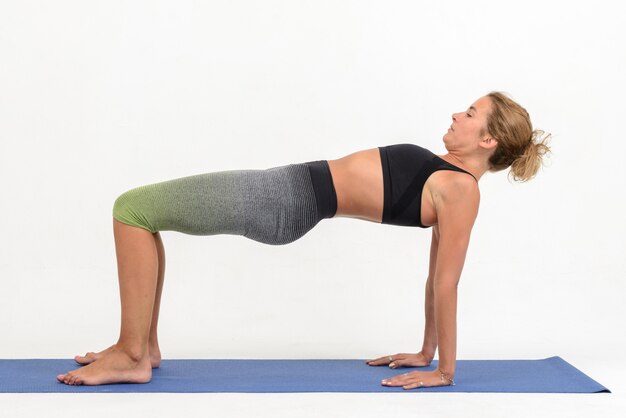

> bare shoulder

[
  {"left": 431, "top": 171, "right": 480, "bottom": 228},
  {"left": 432, "top": 171, "right": 480, "bottom": 205}
]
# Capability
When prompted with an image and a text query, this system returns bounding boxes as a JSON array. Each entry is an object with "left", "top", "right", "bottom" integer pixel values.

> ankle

[
  {"left": 115, "top": 342, "right": 149, "bottom": 363},
  {"left": 148, "top": 337, "right": 160, "bottom": 349}
]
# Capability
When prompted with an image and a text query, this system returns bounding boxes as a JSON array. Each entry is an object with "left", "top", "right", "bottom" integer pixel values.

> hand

[
  {"left": 381, "top": 370, "right": 453, "bottom": 390},
  {"left": 366, "top": 352, "right": 432, "bottom": 369}
]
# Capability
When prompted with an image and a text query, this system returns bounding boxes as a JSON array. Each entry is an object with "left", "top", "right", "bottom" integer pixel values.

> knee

[{"left": 112, "top": 188, "right": 157, "bottom": 233}]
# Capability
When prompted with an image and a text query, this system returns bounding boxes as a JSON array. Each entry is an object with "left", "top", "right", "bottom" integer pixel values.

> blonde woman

[{"left": 57, "top": 91, "right": 551, "bottom": 389}]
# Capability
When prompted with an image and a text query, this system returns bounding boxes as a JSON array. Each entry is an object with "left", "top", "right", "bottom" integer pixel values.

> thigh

[
  {"left": 241, "top": 163, "right": 321, "bottom": 245},
  {"left": 113, "top": 170, "right": 248, "bottom": 235}
]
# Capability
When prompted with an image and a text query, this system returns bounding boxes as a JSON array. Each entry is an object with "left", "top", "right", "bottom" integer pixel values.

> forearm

[
  {"left": 434, "top": 282, "right": 457, "bottom": 376},
  {"left": 421, "top": 277, "right": 437, "bottom": 360}
]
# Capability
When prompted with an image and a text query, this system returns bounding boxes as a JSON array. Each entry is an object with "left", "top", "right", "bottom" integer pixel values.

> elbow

[
  {"left": 433, "top": 278, "right": 460, "bottom": 294},
  {"left": 425, "top": 275, "right": 435, "bottom": 290}
]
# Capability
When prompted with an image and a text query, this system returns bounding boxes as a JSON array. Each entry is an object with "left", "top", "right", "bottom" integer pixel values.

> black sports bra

[{"left": 379, "top": 144, "right": 477, "bottom": 228}]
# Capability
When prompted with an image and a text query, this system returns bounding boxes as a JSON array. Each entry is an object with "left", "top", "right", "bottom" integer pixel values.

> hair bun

[{"left": 531, "top": 129, "right": 550, "bottom": 143}]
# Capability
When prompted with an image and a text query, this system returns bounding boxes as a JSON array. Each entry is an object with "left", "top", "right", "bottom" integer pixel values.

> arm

[
  {"left": 421, "top": 228, "right": 439, "bottom": 362},
  {"left": 376, "top": 176, "right": 479, "bottom": 389},
  {"left": 366, "top": 229, "right": 439, "bottom": 369},
  {"left": 431, "top": 176, "right": 479, "bottom": 379}
]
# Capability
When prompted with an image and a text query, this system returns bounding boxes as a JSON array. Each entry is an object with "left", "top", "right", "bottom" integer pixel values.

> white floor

[
  {"left": 2, "top": 362, "right": 623, "bottom": 418},
  {"left": 1, "top": 392, "right": 624, "bottom": 418}
]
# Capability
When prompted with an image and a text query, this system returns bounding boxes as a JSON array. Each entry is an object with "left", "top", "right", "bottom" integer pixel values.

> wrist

[
  {"left": 435, "top": 368, "right": 456, "bottom": 386},
  {"left": 420, "top": 347, "right": 436, "bottom": 362}
]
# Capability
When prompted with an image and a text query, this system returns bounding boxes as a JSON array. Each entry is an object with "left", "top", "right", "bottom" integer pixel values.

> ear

[{"left": 480, "top": 136, "right": 498, "bottom": 152}]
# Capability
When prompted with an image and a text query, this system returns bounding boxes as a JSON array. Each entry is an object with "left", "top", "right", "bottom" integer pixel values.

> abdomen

[{"left": 327, "top": 148, "right": 384, "bottom": 223}]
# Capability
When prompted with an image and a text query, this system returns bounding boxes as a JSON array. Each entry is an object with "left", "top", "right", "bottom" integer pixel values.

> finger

[
  {"left": 399, "top": 374, "right": 429, "bottom": 390},
  {"left": 382, "top": 354, "right": 398, "bottom": 364},
  {"left": 389, "top": 353, "right": 414, "bottom": 366},
  {"left": 382, "top": 379, "right": 399, "bottom": 386},
  {"left": 367, "top": 354, "right": 399, "bottom": 366},
  {"left": 389, "top": 358, "right": 408, "bottom": 368},
  {"left": 382, "top": 378, "right": 408, "bottom": 387},
  {"left": 382, "top": 372, "right": 412, "bottom": 386},
  {"left": 392, "top": 358, "right": 426, "bottom": 368}
]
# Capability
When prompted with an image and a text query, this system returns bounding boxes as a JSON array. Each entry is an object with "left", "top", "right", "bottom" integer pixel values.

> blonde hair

[{"left": 485, "top": 91, "right": 551, "bottom": 182}]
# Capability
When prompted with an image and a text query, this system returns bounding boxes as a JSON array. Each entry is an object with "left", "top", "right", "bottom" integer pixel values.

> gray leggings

[{"left": 112, "top": 162, "right": 336, "bottom": 245}]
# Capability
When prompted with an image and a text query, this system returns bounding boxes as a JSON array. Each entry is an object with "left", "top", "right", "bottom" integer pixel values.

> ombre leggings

[{"left": 112, "top": 161, "right": 337, "bottom": 245}]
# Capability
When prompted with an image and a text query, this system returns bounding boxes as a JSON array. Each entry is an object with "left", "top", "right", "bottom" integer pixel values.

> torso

[
  {"left": 327, "top": 147, "right": 476, "bottom": 227},
  {"left": 327, "top": 148, "right": 384, "bottom": 223}
]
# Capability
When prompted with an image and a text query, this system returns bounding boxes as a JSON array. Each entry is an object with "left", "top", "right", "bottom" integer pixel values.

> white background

[{"left": 1, "top": 0, "right": 624, "bottom": 416}]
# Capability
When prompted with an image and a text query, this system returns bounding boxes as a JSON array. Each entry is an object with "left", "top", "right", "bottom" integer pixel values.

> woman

[{"left": 57, "top": 91, "right": 551, "bottom": 389}]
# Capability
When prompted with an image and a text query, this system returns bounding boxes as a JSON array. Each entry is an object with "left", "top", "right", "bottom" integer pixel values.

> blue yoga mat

[{"left": 0, "top": 356, "right": 609, "bottom": 393}]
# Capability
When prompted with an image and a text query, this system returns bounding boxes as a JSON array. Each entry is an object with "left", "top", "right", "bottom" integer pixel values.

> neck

[{"left": 438, "top": 152, "right": 490, "bottom": 181}]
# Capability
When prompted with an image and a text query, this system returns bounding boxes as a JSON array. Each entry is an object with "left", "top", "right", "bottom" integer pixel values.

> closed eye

[{"left": 466, "top": 112, "right": 472, "bottom": 117}]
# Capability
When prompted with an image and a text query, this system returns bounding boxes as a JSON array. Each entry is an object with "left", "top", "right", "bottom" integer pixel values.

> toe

[
  {"left": 60, "top": 373, "right": 70, "bottom": 385},
  {"left": 75, "top": 352, "right": 95, "bottom": 364},
  {"left": 68, "top": 372, "right": 77, "bottom": 384}
]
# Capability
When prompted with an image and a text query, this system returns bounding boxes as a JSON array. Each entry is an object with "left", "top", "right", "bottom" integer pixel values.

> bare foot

[
  {"left": 75, "top": 343, "right": 161, "bottom": 368},
  {"left": 149, "top": 344, "right": 161, "bottom": 368},
  {"left": 58, "top": 346, "right": 152, "bottom": 386},
  {"left": 74, "top": 344, "right": 115, "bottom": 366}
]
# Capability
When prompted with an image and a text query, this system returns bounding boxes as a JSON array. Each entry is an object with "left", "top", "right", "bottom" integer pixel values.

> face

[{"left": 443, "top": 96, "right": 494, "bottom": 151}]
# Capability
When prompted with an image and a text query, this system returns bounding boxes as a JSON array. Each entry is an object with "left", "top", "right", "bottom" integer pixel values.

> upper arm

[{"left": 432, "top": 176, "right": 480, "bottom": 288}]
